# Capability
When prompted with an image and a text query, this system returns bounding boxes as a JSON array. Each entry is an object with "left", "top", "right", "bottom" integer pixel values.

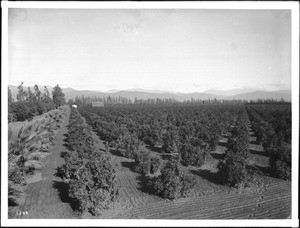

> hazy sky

[{"left": 8, "top": 9, "right": 291, "bottom": 92}]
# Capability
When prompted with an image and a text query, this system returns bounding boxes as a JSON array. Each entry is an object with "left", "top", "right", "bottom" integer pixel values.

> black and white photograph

[{"left": 1, "top": 1, "right": 299, "bottom": 227}]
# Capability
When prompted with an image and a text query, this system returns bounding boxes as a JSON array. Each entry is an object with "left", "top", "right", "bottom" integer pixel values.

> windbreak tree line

[
  {"left": 68, "top": 93, "right": 249, "bottom": 108},
  {"left": 59, "top": 107, "right": 118, "bottom": 216},
  {"left": 8, "top": 83, "right": 65, "bottom": 122},
  {"left": 246, "top": 104, "right": 291, "bottom": 180}
]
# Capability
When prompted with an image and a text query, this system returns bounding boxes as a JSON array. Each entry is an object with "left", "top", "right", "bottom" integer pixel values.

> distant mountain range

[{"left": 8, "top": 85, "right": 291, "bottom": 102}]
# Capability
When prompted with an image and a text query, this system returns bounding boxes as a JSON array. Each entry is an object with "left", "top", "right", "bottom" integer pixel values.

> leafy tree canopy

[{"left": 52, "top": 84, "right": 65, "bottom": 107}]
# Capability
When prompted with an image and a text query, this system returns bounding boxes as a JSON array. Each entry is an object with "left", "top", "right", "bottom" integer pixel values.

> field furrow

[{"left": 117, "top": 178, "right": 291, "bottom": 219}]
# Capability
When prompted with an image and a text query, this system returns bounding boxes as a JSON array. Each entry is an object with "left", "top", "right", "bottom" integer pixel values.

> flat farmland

[
  {"left": 83, "top": 119, "right": 291, "bottom": 219},
  {"left": 8, "top": 103, "right": 291, "bottom": 220}
]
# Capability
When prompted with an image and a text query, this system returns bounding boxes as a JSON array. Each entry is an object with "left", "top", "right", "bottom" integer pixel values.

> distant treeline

[
  {"left": 8, "top": 83, "right": 66, "bottom": 122},
  {"left": 68, "top": 95, "right": 290, "bottom": 107}
]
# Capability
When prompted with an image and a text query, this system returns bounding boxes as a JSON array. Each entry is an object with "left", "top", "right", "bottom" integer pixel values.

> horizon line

[{"left": 8, "top": 83, "right": 291, "bottom": 94}]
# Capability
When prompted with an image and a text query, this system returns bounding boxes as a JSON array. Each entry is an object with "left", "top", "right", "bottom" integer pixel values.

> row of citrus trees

[
  {"left": 246, "top": 104, "right": 291, "bottom": 180},
  {"left": 78, "top": 104, "right": 254, "bottom": 189},
  {"left": 78, "top": 104, "right": 241, "bottom": 168},
  {"left": 76, "top": 104, "right": 199, "bottom": 200},
  {"left": 217, "top": 109, "right": 253, "bottom": 188},
  {"left": 58, "top": 107, "right": 118, "bottom": 216}
]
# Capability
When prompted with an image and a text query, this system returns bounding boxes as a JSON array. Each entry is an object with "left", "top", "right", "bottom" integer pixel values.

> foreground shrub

[
  {"left": 217, "top": 150, "right": 248, "bottom": 187},
  {"left": 66, "top": 153, "right": 118, "bottom": 215},
  {"left": 180, "top": 143, "right": 206, "bottom": 167},
  {"left": 8, "top": 113, "right": 17, "bottom": 123},
  {"left": 134, "top": 151, "right": 161, "bottom": 175},
  {"left": 150, "top": 160, "right": 196, "bottom": 199},
  {"left": 116, "top": 131, "right": 140, "bottom": 159},
  {"left": 9, "top": 102, "right": 30, "bottom": 121},
  {"left": 268, "top": 143, "right": 291, "bottom": 180}
]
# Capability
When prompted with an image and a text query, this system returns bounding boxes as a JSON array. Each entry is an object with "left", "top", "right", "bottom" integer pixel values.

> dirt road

[{"left": 16, "top": 107, "right": 75, "bottom": 219}]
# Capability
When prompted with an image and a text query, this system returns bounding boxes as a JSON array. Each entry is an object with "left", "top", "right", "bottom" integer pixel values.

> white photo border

[{"left": 1, "top": 1, "right": 299, "bottom": 227}]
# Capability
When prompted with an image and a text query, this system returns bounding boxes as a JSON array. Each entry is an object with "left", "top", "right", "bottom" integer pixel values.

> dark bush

[
  {"left": 9, "top": 102, "right": 30, "bottom": 121},
  {"left": 134, "top": 151, "right": 161, "bottom": 175},
  {"left": 180, "top": 143, "right": 206, "bottom": 167},
  {"left": 150, "top": 160, "right": 196, "bottom": 199},
  {"left": 134, "top": 151, "right": 151, "bottom": 175},
  {"left": 8, "top": 113, "right": 16, "bottom": 123},
  {"left": 149, "top": 157, "right": 160, "bottom": 174},
  {"left": 8, "top": 101, "right": 56, "bottom": 122},
  {"left": 217, "top": 150, "right": 248, "bottom": 187},
  {"left": 117, "top": 132, "right": 140, "bottom": 159},
  {"left": 43, "top": 102, "right": 56, "bottom": 112},
  {"left": 35, "top": 101, "right": 46, "bottom": 115},
  {"left": 24, "top": 102, "right": 38, "bottom": 118},
  {"left": 268, "top": 144, "right": 291, "bottom": 180}
]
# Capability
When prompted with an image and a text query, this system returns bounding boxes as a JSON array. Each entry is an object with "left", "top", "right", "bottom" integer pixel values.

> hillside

[
  {"left": 231, "top": 91, "right": 291, "bottom": 101},
  {"left": 8, "top": 85, "right": 291, "bottom": 102}
]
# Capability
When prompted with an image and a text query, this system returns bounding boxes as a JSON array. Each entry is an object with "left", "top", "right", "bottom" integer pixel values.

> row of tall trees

[
  {"left": 8, "top": 83, "right": 52, "bottom": 103},
  {"left": 8, "top": 83, "right": 65, "bottom": 122},
  {"left": 68, "top": 95, "right": 269, "bottom": 108}
]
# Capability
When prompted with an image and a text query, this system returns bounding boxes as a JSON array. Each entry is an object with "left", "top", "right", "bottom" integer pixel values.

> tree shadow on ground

[
  {"left": 221, "top": 134, "right": 230, "bottom": 139},
  {"left": 253, "top": 164, "right": 272, "bottom": 176},
  {"left": 63, "top": 133, "right": 69, "bottom": 142},
  {"left": 109, "top": 149, "right": 123, "bottom": 157},
  {"left": 62, "top": 133, "right": 71, "bottom": 150},
  {"left": 250, "top": 140, "right": 260, "bottom": 145},
  {"left": 8, "top": 198, "right": 18, "bottom": 207},
  {"left": 210, "top": 152, "right": 225, "bottom": 160},
  {"left": 160, "top": 154, "right": 173, "bottom": 160},
  {"left": 145, "top": 145, "right": 162, "bottom": 153},
  {"left": 190, "top": 169, "right": 223, "bottom": 185},
  {"left": 136, "top": 175, "right": 157, "bottom": 196},
  {"left": 218, "top": 141, "right": 227, "bottom": 147},
  {"left": 60, "top": 151, "right": 70, "bottom": 159},
  {"left": 249, "top": 149, "right": 268, "bottom": 157},
  {"left": 121, "top": 161, "right": 136, "bottom": 172},
  {"left": 54, "top": 166, "right": 65, "bottom": 179},
  {"left": 52, "top": 180, "right": 81, "bottom": 213},
  {"left": 94, "top": 131, "right": 108, "bottom": 142}
]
